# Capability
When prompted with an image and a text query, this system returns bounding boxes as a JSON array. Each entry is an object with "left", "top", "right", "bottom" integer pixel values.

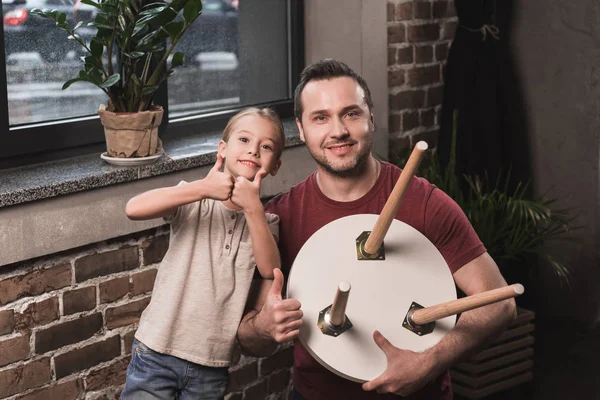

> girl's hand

[
  {"left": 202, "top": 154, "right": 235, "bottom": 200},
  {"left": 230, "top": 169, "right": 267, "bottom": 211}
]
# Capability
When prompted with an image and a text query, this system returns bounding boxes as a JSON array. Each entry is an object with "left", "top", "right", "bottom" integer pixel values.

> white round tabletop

[{"left": 287, "top": 214, "right": 457, "bottom": 382}]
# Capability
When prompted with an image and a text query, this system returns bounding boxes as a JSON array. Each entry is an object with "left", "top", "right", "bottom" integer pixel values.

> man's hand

[
  {"left": 230, "top": 169, "right": 267, "bottom": 212},
  {"left": 201, "top": 154, "right": 235, "bottom": 200},
  {"left": 362, "top": 331, "right": 436, "bottom": 396},
  {"left": 255, "top": 268, "right": 303, "bottom": 343}
]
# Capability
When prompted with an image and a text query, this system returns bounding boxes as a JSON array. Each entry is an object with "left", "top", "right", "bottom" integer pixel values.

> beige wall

[{"left": 304, "top": 0, "right": 389, "bottom": 160}]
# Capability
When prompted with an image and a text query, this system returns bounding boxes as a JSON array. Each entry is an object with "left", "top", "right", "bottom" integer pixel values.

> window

[{"left": 0, "top": 0, "right": 304, "bottom": 166}]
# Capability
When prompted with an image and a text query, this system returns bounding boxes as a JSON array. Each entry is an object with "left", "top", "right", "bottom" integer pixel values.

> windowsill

[{"left": 0, "top": 119, "right": 303, "bottom": 209}]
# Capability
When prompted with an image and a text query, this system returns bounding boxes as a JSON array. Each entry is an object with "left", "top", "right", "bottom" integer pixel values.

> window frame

[{"left": 0, "top": 0, "right": 304, "bottom": 167}]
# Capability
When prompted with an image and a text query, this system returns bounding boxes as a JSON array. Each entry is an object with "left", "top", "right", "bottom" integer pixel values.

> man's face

[{"left": 296, "top": 77, "right": 374, "bottom": 177}]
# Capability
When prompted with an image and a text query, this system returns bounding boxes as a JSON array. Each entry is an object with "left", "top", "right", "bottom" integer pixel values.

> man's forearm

[
  {"left": 237, "top": 310, "right": 278, "bottom": 357},
  {"left": 425, "top": 299, "right": 516, "bottom": 375}
]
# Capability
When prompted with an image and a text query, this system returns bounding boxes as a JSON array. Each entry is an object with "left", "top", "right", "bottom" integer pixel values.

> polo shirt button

[
  {"left": 228, "top": 230, "right": 233, "bottom": 234},
  {"left": 231, "top": 214, "right": 236, "bottom": 219},
  {"left": 225, "top": 245, "right": 230, "bottom": 250}
]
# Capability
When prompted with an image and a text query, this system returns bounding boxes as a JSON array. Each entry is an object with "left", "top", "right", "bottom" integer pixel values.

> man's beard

[{"left": 309, "top": 137, "right": 373, "bottom": 178}]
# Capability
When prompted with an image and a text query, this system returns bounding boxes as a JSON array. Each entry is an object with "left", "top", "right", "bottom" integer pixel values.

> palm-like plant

[
  {"left": 393, "top": 110, "right": 579, "bottom": 284},
  {"left": 31, "top": 0, "right": 203, "bottom": 112}
]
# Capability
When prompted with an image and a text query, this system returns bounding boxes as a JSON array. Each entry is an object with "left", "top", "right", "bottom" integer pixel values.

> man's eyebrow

[
  {"left": 308, "top": 109, "right": 329, "bottom": 117},
  {"left": 340, "top": 105, "right": 363, "bottom": 114}
]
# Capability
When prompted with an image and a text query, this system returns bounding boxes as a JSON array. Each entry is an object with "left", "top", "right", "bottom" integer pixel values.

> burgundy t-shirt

[{"left": 265, "top": 161, "right": 486, "bottom": 400}]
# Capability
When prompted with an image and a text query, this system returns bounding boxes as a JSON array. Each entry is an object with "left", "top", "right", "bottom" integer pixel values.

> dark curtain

[{"left": 438, "top": 0, "right": 504, "bottom": 186}]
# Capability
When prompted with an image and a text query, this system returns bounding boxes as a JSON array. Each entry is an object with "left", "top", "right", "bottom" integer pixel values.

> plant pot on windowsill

[{"left": 98, "top": 104, "right": 164, "bottom": 160}]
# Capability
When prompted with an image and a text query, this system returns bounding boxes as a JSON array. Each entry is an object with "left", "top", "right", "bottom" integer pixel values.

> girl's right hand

[{"left": 202, "top": 154, "right": 235, "bottom": 200}]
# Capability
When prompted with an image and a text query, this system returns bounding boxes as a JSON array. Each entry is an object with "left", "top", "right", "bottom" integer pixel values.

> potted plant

[
  {"left": 31, "top": 0, "right": 204, "bottom": 161},
  {"left": 392, "top": 110, "right": 579, "bottom": 398},
  {"left": 392, "top": 111, "right": 579, "bottom": 292}
]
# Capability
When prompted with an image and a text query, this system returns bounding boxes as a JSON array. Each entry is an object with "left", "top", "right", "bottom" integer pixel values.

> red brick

[
  {"left": 228, "top": 362, "right": 258, "bottom": 392},
  {"left": 388, "top": 25, "right": 406, "bottom": 44},
  {"left": 0, "top": 333, "right": 30, "bottom": 367},
  {"left": 74, "top": 247, "right": 139, "bottom": 283},
  {"left": 388, "top": 69, "right": 405, "bottom": 87},
  {"left": 394, "top": 2, "right": 413, "bottom": 21},
  {"left": 260, "top": 346, "right": 294, "bottom": 376},
  {"left": 16, "top": 297, "right": 60, "bottom": 331},
  {"left": 390, "top": 90, "right": 426, "bottom": 110},
  {"left": 407, "top": 65, "right": 440, "bottom": 86},
  {"left": 142, "top": 235, "right": 169, "bottom": 265},
  {"left": 16, "top": 379, "right": 83, "bottom": 400},
  {"left": 403, "top": 111, "right": 420, "bottom": 131},
  {"left": 35, "top": 313, "right": 103, "bottom": 354},
  {"left": 389, "top": 137, "right": 411, "bottom": 162},
  {"left": 407, "top": 23, "right": 440, "bottom": 42},
  {"left": 130, "top": 269, "right": 157, "bottom": 296},
  {"left": 433, "top": 1, "right": 451, "bottom": 18},
  {"left": 0, "top": 358, "right": 51, "bottom": 398},
  {"left": 421, "top": 109, "right": 435, "bottom": 127},
  {"left": 389, "top": 114, "right": 401, "bottom": 134},
  {"left": 99, "top": 276, "right": 130, "bottom": 304},
  {"left": 268, "top": 368, "right": 291, "bottom": 394},
  {"left": 0, "top": 309, "right": 15, "bottom": 335},
  {"left": 105, "top": 297, "right": 150, "bottom": 329},
  {"left": 63, "top": 286, "right": 96, "bottom": 315},
  {"left": 0, "top": 264, "right": 71, "bottom": 306},
  {"left": 415, "top": 45, "right": 434, "bottom": 64},
  {"left": 414, "top": 1, "right": 431, "bottom": 19},
  {"left": 54, "top": 335, "right": 121, "bottom": 379},
  {"left": 244, "top": 378, "right": 268, "bottom": 400},
  {"left": 435, "top": 42, "right": 449, "bottom": 61},
  {"left": 442, "top": 20, "right": 458, "bottom": 39},
  {"left": 388, "top": 47, "right": 396, "bottom": 66},
  {"left": 410, "top": 130, "right": 439, "bottom": 147},
  {"left": 123, "top": 330, "right": 136, "bottom": 354},
  {"left": 85, "top": 357, "right": 129, "bottom": 390},
  {"left": 427, "top": 85, "right": 444, "bottom": 107},
  {"left": 397, "top": 46, "right": 414, "bottom": 64}
]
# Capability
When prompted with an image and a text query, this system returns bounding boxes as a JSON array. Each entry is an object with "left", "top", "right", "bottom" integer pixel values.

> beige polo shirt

[{"left": 135, "top": 186, "right": 279, "bottom": 367}]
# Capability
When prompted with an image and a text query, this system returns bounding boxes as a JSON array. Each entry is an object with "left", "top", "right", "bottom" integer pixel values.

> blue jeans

[{"left": 121, "top": 339, "right": 229, "bottom": 400}]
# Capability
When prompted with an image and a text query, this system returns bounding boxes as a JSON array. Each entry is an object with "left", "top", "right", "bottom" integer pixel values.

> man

[{"left": 237, "top": 59, "right": 516, "bottom": 399}]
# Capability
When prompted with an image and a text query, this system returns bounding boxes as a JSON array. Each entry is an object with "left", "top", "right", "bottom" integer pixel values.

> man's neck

[{"left": 316, "top": 157, "right": 380, "bottom": 202}]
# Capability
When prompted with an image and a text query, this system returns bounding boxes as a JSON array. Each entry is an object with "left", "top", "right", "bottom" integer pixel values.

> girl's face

[{"left": 218, "top": 115, "right": 282, "bottom": 181}]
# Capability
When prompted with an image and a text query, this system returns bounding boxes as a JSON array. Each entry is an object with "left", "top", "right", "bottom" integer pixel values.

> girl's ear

[
  {"left": 217, "top": 140, "right": 227, "bottom": 159},
  {"left": 270, "top": 160, "right": 282, "bottom": 176}
]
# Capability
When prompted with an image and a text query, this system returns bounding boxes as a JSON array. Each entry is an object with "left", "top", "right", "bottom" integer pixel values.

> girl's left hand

[{"left": 230, "top": 169, "right": 268, "bottom": 211}]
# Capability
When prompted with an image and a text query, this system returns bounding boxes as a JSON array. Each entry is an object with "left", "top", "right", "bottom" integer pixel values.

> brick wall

[
  {"left": 387, "top": 0, "right": 457, "bottom": 157},
  {"left": 0, "top": 228, "right": 293, "bottom": 400}
]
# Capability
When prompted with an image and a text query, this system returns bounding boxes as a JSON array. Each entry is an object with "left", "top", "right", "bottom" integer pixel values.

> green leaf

[
  {"left": 57, "top": 12, "right": 67, "bottom": 24},
  {"left": 79, "top": 0, "right": 101, "bottom": 9},
  {"left": 183, "top": 0, "right": 198, "bottom": 24},
  {"left": 73, "top": 21, "right": 84, "bottom": 31},
  {"left": 101, "top": 74, "right": 121, "bottom": 88},
  {"left": 124, "top": 51, "right": 145, "bottom": 59},
  {"left": 142, "top": 85, "right": 159, "bottom": 95},
  {"left": 163, "top": 20, "right": 185, "bottom": 41},
  {"left": 62, "top": 77, "right": 85, "bottom": 90},
  {"left": 90, "top": 38, "right": 104, "bottom": 57},
  {"left": 171, "top": 52, "right": 184, "bottom": 68}
]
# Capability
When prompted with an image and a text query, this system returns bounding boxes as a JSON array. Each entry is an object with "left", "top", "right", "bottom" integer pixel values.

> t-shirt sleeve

[
  {"left": 423, "top": 187, "right": 486, "bottom": 274},
  {"left": 265, "top": 212, "right": 280, "bottom": 242},
  {"left": 163, "top": 181, "right": 196, "bottom": 227}
]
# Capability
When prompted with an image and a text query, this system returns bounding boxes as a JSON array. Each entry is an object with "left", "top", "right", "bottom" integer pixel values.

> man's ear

[
  {"left": 296, "top": 118, "right": 306, "bottom": 142},
  {"left": 270, "top": 159, "right": 282, "bottom": 176},
  {"left": 369, "top": 113, "right": 375, "bottom": 131}
]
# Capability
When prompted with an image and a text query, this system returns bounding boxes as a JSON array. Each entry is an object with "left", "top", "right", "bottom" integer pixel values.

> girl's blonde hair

[{"left": 222, "top": 108, "right": 285, "bottom": 157}]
